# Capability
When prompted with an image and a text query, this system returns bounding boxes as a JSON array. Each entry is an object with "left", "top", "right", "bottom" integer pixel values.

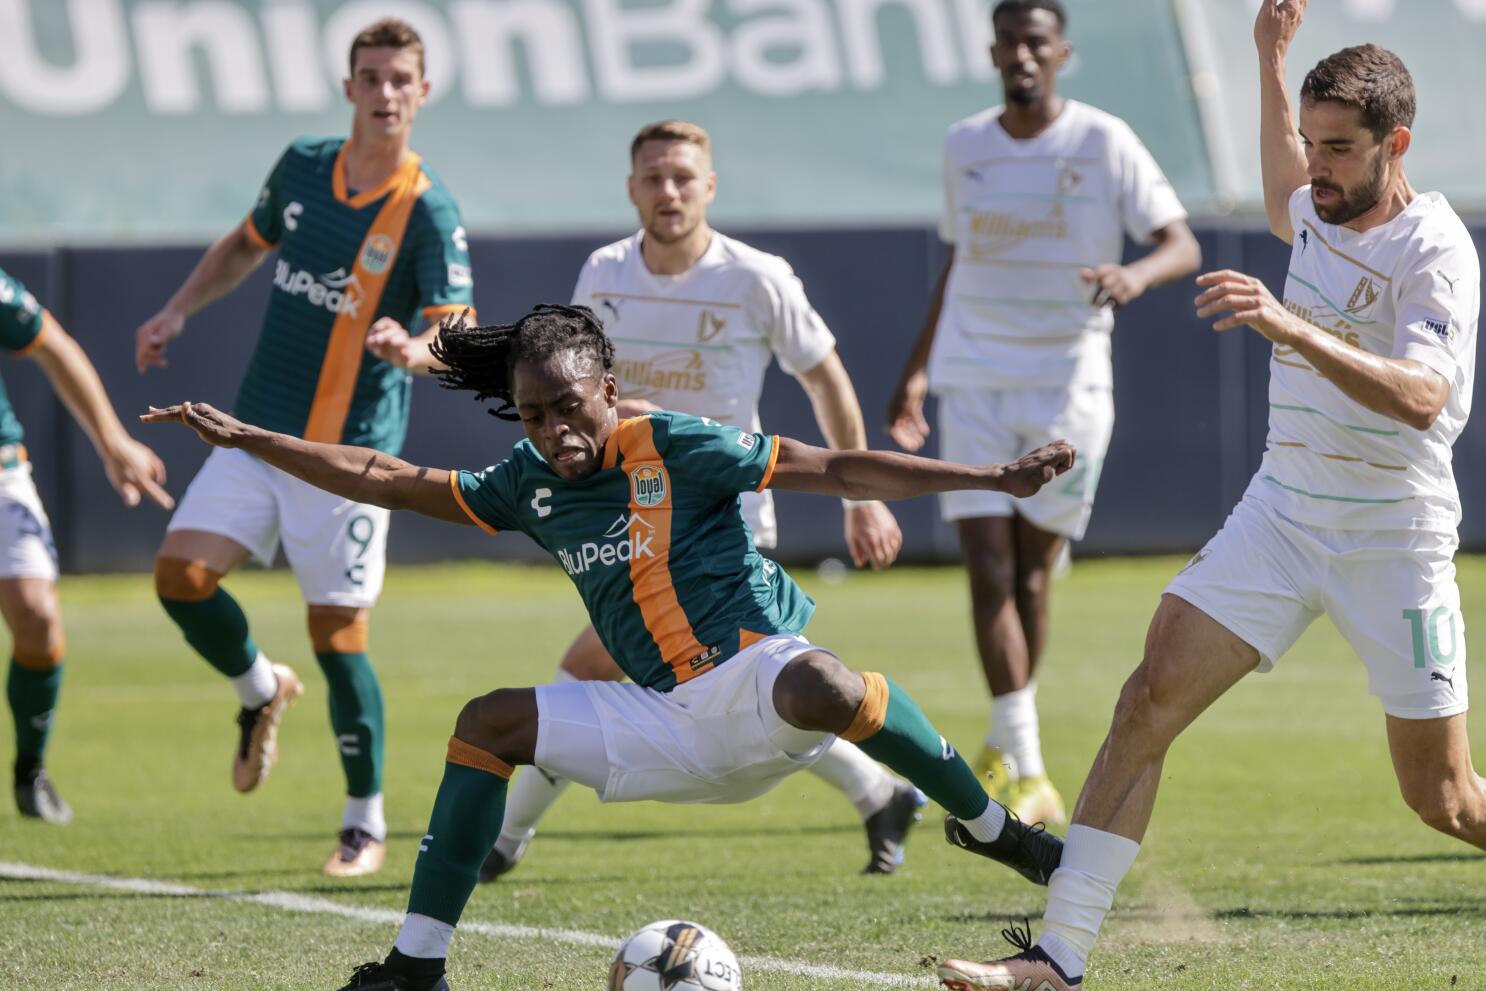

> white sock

[
  {"left": 959, "top": 798, "right": 1007, "bottom": 843},
  {"left": 807, "top": 741, "right": 897, "bottom": 820},
  {"left": 231, "top": 653, "right": 277, "bottom": 709},
  {"left": 988, "top": 683, "right": 1046, "bottom": 779},
  {"left": 494, "top": 667, "right": 578, "bottom": 858},
  {"left": 394, "top": 913, "right": 454, "bottom": 959},
  {"left": 1039, "top": 824, "right": 1142, "bottom": 977},
  {"left": 342, "top": 792, "right": 386, "bottom": 842}
]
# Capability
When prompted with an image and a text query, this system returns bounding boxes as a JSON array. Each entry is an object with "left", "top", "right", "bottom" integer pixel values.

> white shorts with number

[
  {"left": 533, "top": 633, "right": 834, "bottom": 804},
  {"left": 1166, "top": 493, "right": 1467, "bottom": 720},
  {"left": 167, "top": 447, "right": 388, "bottom": 607},
  {"left": 0, "top": 464, "right": 58, "bottom": 581},
  {"left": 936, "top": 384, "right": 1113, "bottom": 539}
]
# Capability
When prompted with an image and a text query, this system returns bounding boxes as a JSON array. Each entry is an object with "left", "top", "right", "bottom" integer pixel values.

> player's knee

[
  {"left": 1108, "top": 665, "right": 1180, "bottom": 759},
  {"left": 453, "top": 688, "right": 535, "bottom": 765},
  {"left": 307, "top": 608, "right": 369, "bottom": 653},
  {"left": 773, "top": 653, "right": 861, "bottom": 732},
  {"left": 154, "top": 556, "right": 221, "bottom": 603},
  {"left": 7, "top": 604, "right": 64, "bottom": 669},
  {"left": 963, "top": 549, "right": 1016, "bottom": 601},
  {"left": 1400, "top": 781, "right": 1472, "bottom": 837}
]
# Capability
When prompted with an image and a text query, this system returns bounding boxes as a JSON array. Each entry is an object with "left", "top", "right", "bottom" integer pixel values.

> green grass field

[{"left": 1, "top": 558, "right": 1483, "bottom": 990}]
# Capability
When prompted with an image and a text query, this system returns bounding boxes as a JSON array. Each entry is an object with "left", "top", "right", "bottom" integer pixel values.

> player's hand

[
  {"left": 1255, "top": 0, "right": 1306, "bottom": 60},
  {"left": 990, "top": 440, "right": 1076, "bottom": 498},
  {"left": 135, "top": 308, "right": 185, "bottom": 373},
  {"left": 365, "top": 317, "right": 417, "bottom": 367},
  {"left": 1195, "top": 270, "right": 1296, "bottom": 344},
  {"left": 843, "top": 500, "right": 903, "bottom": 571},
  {"left": 1081, "top": 264, "right": 1148, "bottom": 309},
  {"left": 100, "top": 435, "right": 173, "bottom": 509},
  {"left": 616, "top": 398, "right": 663, "bottom": 418},
  {"left": 887, "top": 368, "right": 931, "bottom": 452},
  {"left": 141, "top": 402, "right": 257, "bottom": 450}
]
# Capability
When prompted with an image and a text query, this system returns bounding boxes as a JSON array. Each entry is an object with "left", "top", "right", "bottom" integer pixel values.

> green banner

[{"left": 0, "top": 0, "right": 1210, "bottom": 241}]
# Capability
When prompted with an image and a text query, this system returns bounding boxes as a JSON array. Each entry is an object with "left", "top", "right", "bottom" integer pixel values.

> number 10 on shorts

[{"left": 1402, "top": 607, "right": 1459, "bottom": 669}]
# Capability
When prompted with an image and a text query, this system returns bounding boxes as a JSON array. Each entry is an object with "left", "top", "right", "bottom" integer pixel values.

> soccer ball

[{"left": 607, "top": 919, "right": 742, "bottom": 990}]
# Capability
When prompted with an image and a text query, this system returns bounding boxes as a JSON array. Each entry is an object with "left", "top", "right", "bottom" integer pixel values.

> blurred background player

[
  {"left": 886, "top": 0, "right": 1199, "bottom": 826},
  {"left": 133, "top": 18, "right": 475, "bottom": 876},
  {"left": 0, "top": 265, "right": 171, "bottom": 823},
  {"left": 378, "top": 119, "right": 923, "bottom": 877},
  {"left": 939, "top": 3, "right": 1484, "bottom": 988}
]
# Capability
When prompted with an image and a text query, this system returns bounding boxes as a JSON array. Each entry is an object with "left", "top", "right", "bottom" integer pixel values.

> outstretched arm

[
  {"left": 767, "top": 436, "right": 1074, "bottom": 501},
  {"left": 1255, "top": 0, "right": 1310, "bottom": 243},
  {"left": 886, "top": 251, "right": 953, "bottom": 452},
  {"left": 141, "top": 402, "right": 473, "bottom": 524}
]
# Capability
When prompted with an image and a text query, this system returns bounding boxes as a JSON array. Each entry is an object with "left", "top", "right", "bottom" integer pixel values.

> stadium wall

[{"left": 5, "top": 222, "right": 1486, "bottom": 573}]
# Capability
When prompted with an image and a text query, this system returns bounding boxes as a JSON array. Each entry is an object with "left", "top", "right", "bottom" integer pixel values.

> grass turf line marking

[{"left": 0, "top": 861, "right": 935, "bottom": 988}]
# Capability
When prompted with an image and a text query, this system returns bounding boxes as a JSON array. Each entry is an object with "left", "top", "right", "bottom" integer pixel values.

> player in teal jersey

[
  {"left": 0, "top": 266, "right": 171, "bottom": 824},
  {"left": 132, "top": 18, "right": 475, "bottom": 877},
  {"left": 145, "top": 304, "right": 1073, "bottom": 991}
]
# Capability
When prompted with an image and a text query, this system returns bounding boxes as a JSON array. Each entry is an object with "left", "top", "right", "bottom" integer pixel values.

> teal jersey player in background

[
  {"left": 0, "top": 266, "right": 171, "bottom": 825},
  {"left": 131, "top": 17, "right": 475, "bottom": 878},
  {"left": 144, "top": 303, "right": 1075, "bottom": 991}
]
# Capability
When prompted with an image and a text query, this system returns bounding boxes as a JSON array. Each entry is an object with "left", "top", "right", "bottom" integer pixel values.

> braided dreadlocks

[{"left": 430, "top": 304, "right": 616, "bottom": 421}]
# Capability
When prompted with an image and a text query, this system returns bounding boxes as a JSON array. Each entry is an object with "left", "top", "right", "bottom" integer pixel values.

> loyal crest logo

[
  {"left": 630, "top": 464, "right": 668, "bottom": 508},
  {"left": 359, "top": 234, "right": 397, "bottom": 275}
]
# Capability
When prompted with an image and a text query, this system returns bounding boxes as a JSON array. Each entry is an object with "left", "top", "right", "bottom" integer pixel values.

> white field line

[{"left": 0, "top": 861, "right": 936, "bottom": 988}]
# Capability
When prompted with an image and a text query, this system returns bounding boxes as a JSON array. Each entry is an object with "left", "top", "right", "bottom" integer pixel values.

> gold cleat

[
  {"left": 322, "top": 827, "right": 386, "bottom": 877},
  {"left": 231, "top": 663, "right": 304, "bottom": 793},
  {"left": 972, "top": 744, "right": 1015, "bottom": 803},
  {"left": 1006, "top": 775, "right": 1068, "bottom": 829}
]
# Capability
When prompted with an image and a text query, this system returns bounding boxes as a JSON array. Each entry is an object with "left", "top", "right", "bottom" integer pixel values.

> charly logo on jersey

[
  {"left": 557, "top": 512, "right": 656, "bottom": 576},
  {"left": 1345, "top": 276, "right": 1382, "bottom": 319},
  {"left": 359, "top": 234, "right": 397, "bottom": 275},
  {"left": 273, "top": 261, "right": 362, "bottom": 316},
  {"left": 630, "top": 464, "right": 668, "bottom": 508}
]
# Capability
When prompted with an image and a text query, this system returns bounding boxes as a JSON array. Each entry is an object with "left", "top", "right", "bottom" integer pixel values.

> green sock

[
  {"left": 850, "top": 674, "right": 990, "bottom": 821},
  {"left": 7, "top": 659, "right": 62, "bottom": 761},
  {"left": 159, "top": 587, "right": 258, "bottom": 678},
  {"left": 314, "top": 651, "right": 385, "bottom": 797},
  {"left": 407, "top": 760, "right": 509, "bottom": 925}
]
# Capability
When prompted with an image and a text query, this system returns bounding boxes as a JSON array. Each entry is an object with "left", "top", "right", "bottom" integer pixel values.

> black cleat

[
  {"left": 14, "top": 765, "right": 72, "bottom": 825},
  {"left": 862, "top": 782, "right": 927, "bottom": 874},
  {"left": 944, "top": 809, "right": 1062, "bottom": 885},
  {"left": 334, "top": 954, "right": 449, "bottom": 991},
  {"left": 477, "top": 845, "right": 518, "bottom": 884}
]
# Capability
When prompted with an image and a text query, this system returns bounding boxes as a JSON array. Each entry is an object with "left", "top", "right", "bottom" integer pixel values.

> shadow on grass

[
  {"left": 1333, "top": 852, "right": 1486, "bottom": 866},
  {"left": 235, "top": 824, "right": 859, "bottom": 844},
  {"left": 1215, "top": 904, "right": 1486, "bottom": 920}
]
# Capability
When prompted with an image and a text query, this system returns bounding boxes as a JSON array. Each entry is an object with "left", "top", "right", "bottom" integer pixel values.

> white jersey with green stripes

[{"left": 1249, "top": 186, "right": 1479, "bottom": 532}]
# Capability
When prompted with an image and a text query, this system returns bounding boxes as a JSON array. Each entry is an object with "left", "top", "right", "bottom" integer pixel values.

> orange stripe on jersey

[
  {"left": 619, "top": 416, "right": 709, "bottom": 684},
  {"left": 756, "top": 435, "right": 781, "bottom": 492},
  {"left": 601, "top": 416, "right": 646, "bottom": 471},
  {"left": 422, "top": 303, "right": 477, "bottom": 324},
  {"left": 448, "top": 469, "right": 500, "bottom": 537},
  {"left": 304, "top": 155, "right": 430, "bottom": 444},
  {"left": 445, "top": 736, "right": 513, "bottom": 779},
  {"left": 241, "top": 215, "right": 274, "bottom": 250},
  {"left": 13, "top": 311, "right": 54, "bottom": 359}
]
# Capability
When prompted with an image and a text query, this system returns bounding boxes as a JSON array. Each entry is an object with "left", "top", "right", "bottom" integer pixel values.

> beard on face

[
  {"left": 1003, "top": 73, "right": 1040, "bottom": 106},
  {"left": 1313, "top": 146, "right": 1388, "bottom": 225},
  {"left": 644, "top": 212, "right": 696, "bottom": 245}
]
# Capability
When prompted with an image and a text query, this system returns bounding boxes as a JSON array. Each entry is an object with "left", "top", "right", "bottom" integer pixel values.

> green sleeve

[
  {"left": 246, "top": 146, "right": 293, "bottom": 247},
  {"left": 0, "top": 267, "right": 45, "bottom": 353},
  {"left": 411, "top": 189, "right": 475, "bottom": 319},
  {"left": 653, "top": 412, "right": 778, "bottom": 496},
  {"left": 452, "top": 459, "right": 524, "bottom": 534}
]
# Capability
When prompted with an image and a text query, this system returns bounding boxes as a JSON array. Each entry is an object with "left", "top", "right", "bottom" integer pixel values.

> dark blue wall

[{"left": 4, "top": 222, "right": 1484, "bottom": 573}]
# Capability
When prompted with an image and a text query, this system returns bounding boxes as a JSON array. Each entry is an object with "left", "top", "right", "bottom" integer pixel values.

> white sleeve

[
  {"left": 1287, "top": 186, "right": 1312, "bottom": 240},
  {"left": 759, "top": 261, "right": 838, "bottom": 376},
  {"left": 1390, "top": 231, "right": 1480, "bottom": 384},
  {"left": 938, "top": 134, "right": 958, "bottom": 245},
  {"left": 570, "top": 254, "right": 597, "bottom": 307},
  {"left": 1114, "top": 124, "right": 1186, "bottom": 244}
]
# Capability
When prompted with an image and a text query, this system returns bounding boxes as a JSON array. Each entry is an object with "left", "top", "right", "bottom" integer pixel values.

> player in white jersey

[
  {"left": 479, "top": 119, "right": 930, "bottom": 879},
  {"left": 938, "top": 4, "right": 1486, "bottom": 989},
  {"left": 887, "top": 0, "right": 1200, "bottom": 828}
]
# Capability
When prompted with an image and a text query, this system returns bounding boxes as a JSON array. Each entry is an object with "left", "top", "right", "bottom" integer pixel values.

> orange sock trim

[
  {"left": 445, "top": 736, "right": 513, "bottom": 779},
  {"left": 841, "top": 671, "right": 889, "bottom": 743},
  {"left": 154, "top": 558, "right": 222, "bottom": 602}
]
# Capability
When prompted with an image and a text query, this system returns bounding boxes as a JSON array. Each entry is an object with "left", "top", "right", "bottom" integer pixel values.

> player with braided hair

[{"left": 146, "top": 304, "right": 1075, "bottom": 991}]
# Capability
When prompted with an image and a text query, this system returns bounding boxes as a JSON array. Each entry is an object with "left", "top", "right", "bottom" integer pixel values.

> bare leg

[
  {"left": 957, "top": 516, "right": 1028, "bottom": 697},
  {"left": 1012, "top": 515, "right": 1066, "bottom": 681},
  {"left": 1386, "top": 712, "right": 1486, "bottom": 850}
]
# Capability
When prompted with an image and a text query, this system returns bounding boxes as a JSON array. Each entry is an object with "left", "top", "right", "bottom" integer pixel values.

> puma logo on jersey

[
  {"left": 1298, "top": 229, "right": 1309, "bottom": 253},
  {"left": 273, "top": 261, "right": 362, "bottom": 316},
  {"left": 1439, "top": 272, "right": 1459, "bottom": 293},
  {"left": 600, "top": 299, "right": 622, "bottom": 322}
]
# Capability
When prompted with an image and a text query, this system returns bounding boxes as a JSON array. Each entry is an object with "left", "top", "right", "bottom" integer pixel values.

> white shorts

[
  {"left": 0, "top": 463, "right": 58, "bottom": 581},
  {"left": 167, "top": 447, "right": 389, "bottom": 607},
  {"left": 1166, "top": 493, "right": 1468, "bottom": 720},
  {"left": 533, "top": 633, "right": 834, "bottom": 804},
  {"left": 936, "top": 384, "right": 1113, "bottom": 539}
]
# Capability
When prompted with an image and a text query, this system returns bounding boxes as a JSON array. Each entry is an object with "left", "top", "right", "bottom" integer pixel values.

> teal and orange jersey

[
  {"left": 237, "top": 136, "right": 475, "bottom": 455},
  {"left": 0, "top": 266, "right": 50, "bottom": 449},
  {"left": 451, "top": 412, "right": 816, "bottom": 691}
]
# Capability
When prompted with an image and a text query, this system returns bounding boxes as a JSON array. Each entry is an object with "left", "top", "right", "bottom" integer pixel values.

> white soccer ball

[{"left": 606, "top": 919, "right": 742, "bottom": 991}]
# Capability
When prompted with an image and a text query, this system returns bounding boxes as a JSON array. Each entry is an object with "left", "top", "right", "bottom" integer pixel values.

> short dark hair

[
  {"left": 349, "top": 18, "right": 425, "bottom": 78},
  {"left": 1301, "top": 44, "right": 1415, "bottom": 141},
  {"left": 991, "top": 0, "right": 1066, "bottom": 32},
  {"left": 430, "top": 305, "right": 616, "bottom": 421}
]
